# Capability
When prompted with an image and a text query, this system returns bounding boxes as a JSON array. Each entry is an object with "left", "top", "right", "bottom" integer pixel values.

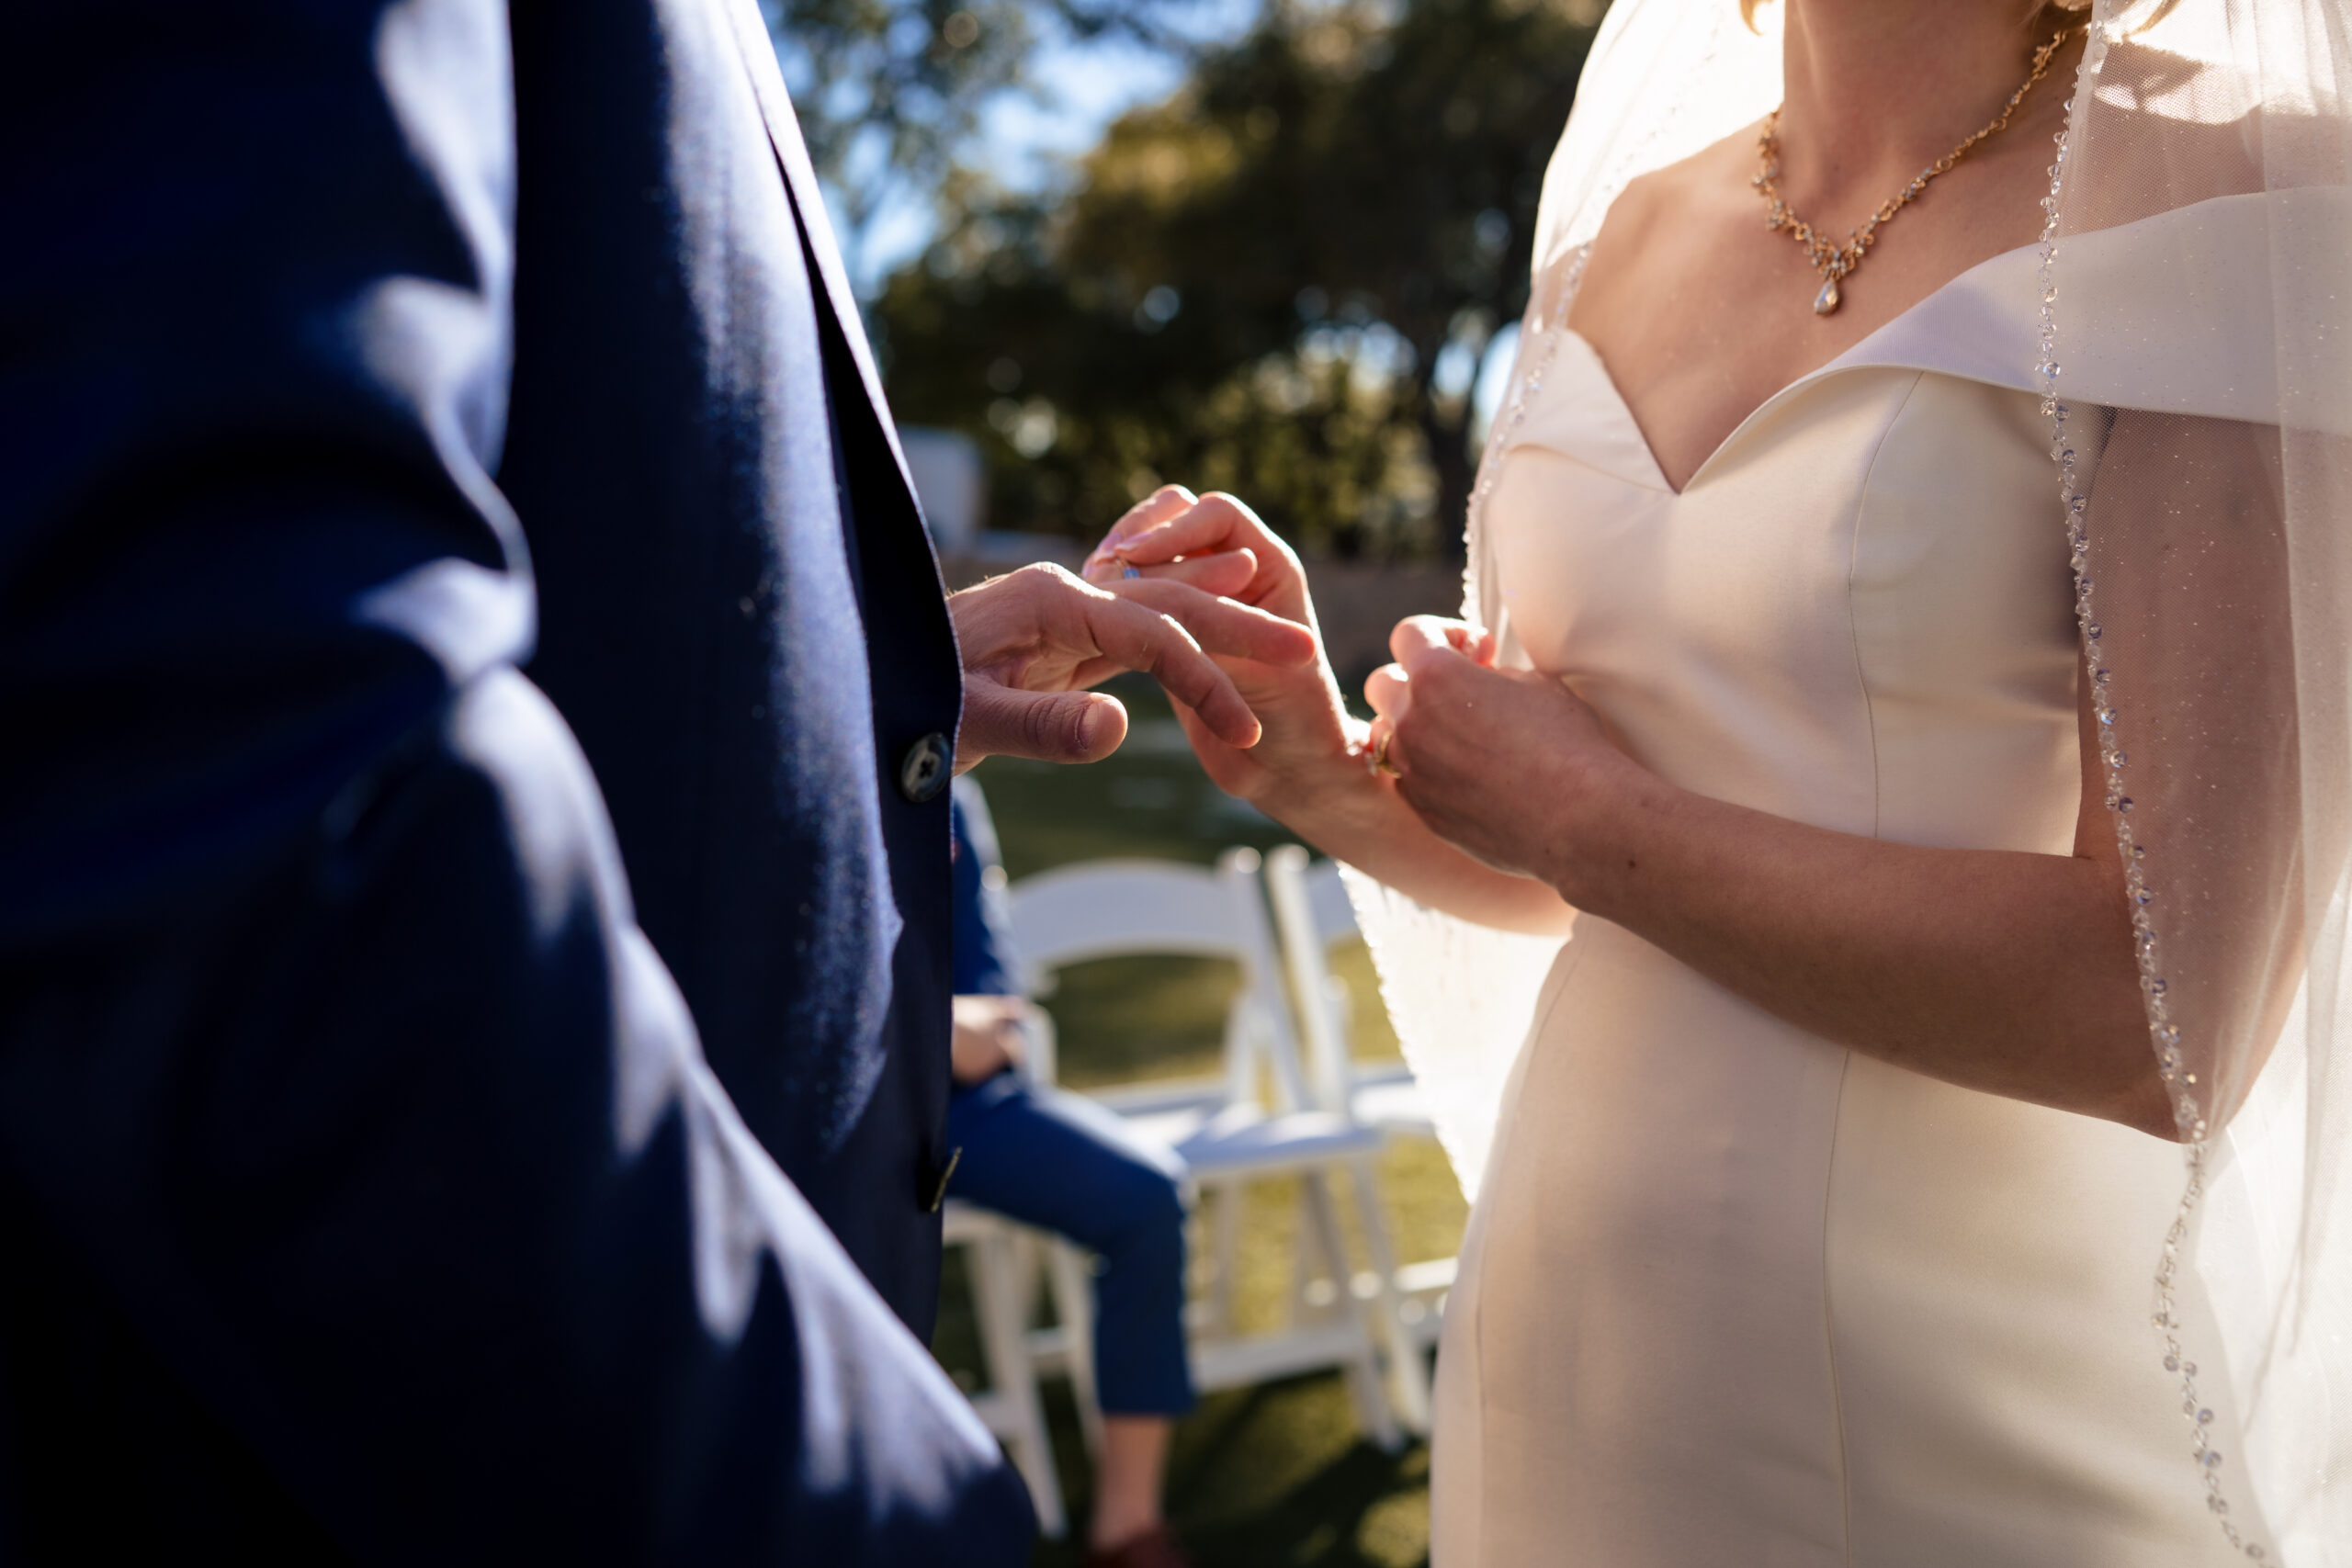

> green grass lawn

[{"left": 939, "top": 677, "right": 1467, "bottom": 1567}]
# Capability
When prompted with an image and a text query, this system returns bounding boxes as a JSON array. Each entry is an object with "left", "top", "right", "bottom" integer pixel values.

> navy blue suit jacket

[{"left": 0, "top": 0, "right": 1026, "bottom": 1559}]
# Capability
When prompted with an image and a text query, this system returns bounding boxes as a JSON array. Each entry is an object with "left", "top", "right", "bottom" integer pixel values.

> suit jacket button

[{"left": 898, "top": 732, "right": 951, "bottom": 803}]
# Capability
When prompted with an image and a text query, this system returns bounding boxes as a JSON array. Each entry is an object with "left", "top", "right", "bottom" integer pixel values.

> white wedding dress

[{"left": 1429, "top": 242, "right": 2241, "bottom": 1566}]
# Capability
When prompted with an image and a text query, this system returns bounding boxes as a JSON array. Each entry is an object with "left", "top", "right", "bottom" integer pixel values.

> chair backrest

[
  {"left": 1005, "top": 857, "right": 1252, "bottom": 975},
  {"left": 1004, "top": 849, "right": 1317, "bottom": 1113},
  {"left": 1263, "top": 845, "right": 1363, "bottom": 1113}
]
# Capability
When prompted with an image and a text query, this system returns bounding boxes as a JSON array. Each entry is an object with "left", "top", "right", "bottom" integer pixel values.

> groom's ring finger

[{"left": 1364, "top": 718, "right": 1403, "bottom": 777}]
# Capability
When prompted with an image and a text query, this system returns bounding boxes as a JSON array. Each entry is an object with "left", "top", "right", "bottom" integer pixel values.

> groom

[{"left": 0, "top": 0, "right": 1305, "bottom": 1560}]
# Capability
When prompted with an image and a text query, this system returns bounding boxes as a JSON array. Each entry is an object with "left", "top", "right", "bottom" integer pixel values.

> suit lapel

[{"left": 719, "top": 0, "right": 920, "bottom": 502}]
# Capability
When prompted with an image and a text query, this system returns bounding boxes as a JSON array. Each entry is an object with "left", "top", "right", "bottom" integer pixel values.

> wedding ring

[
  {"left": 1367, "top": 728, "right": 1402, "bottom": 778},
  {"left": 1085, "top": 543, "right": 1146, "bottom": 581}
]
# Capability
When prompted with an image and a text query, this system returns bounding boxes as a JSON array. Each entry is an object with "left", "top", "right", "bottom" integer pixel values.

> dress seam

[
  {"left": 1824, "top": 371, "right": 1922, "bottom": 1568},
  {"left": 1847, "top": 370, "right": 1928, "bottom": 843}
]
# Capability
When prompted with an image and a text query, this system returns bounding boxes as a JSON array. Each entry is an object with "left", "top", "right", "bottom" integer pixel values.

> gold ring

[
  {"left": 1084, "top": 546, "right": 1146, "bottom": 582},
  {"left": 1368, "top": 729, "right": 1402, "bottom": 778}
]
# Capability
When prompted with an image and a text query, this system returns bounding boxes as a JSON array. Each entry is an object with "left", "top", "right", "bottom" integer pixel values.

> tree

[
  {"left": 876, "top": 0, "right": 1601, "bottom": 559},
  {"left": 765, "top": 0, "right": 1195, "bottom": 278}
]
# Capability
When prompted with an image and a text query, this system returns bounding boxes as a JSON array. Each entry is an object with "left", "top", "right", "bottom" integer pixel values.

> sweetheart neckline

[{"left": 1555, "top": 235, "right": 2045, "bottom": 498}]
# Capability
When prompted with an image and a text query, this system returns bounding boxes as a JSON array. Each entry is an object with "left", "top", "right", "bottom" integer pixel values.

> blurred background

[{"left": 762, "top": 3, "right": 1604, "bottom": 1561}]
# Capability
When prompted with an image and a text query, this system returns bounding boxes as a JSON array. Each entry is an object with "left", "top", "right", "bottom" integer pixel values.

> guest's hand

[
  {"left": 1364, "top": 615, "right": 1639, "bottom": 886},
  {"left": 1081, "top": 489, "right": 1363, "bottom": 818},
  {"left": 949, "top": 562, "right": 1314, "bottom": 771},
  {"left": 950, "top": 995, "right": 1032, "bottom": 1086}
]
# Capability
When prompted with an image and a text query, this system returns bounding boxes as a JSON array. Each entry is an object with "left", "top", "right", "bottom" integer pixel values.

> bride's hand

[
  {"left": 1365, "top": 615, "right": 1636, "bottom": 886},
  {"left": 1081, "top": 488, "right": 1362, "bottom": 812},
  {"left": 1082, "top": 486, "right": 1260, "bottom": 601}
]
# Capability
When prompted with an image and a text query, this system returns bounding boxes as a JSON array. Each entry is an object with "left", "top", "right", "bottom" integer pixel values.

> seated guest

[{"left": 945, "top": 779, "right": 1198, "bottom": 1568}]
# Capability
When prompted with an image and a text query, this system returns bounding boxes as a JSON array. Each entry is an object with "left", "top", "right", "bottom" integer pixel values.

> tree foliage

[
  {"left": 876, "top": 0, "right": 1600, "bottom": 559},
  {"left": 765, "top": 0, "right": 1193, "bottom": 273}
]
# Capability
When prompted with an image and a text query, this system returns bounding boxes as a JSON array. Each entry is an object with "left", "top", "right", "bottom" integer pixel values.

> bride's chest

[{"left": 1486, "top": 335, "right": 2077, "bottom": 732}]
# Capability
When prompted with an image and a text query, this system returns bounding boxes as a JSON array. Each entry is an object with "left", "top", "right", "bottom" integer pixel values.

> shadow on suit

[{"left": 0, "top": 0, "right": 1030, "bottom": 1558}]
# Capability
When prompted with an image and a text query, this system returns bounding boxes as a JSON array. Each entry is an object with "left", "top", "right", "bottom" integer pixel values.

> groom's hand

[{"left": 949, "top": 562, "right": 1314, "bottom": 771}]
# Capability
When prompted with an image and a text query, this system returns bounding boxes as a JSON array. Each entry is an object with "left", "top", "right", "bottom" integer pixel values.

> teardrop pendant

[{"left": 1814, "top": 276, "right": 1841, "bottom": 315}]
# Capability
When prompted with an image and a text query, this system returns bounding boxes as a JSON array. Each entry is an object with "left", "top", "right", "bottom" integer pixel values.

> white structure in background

[
  {"left": 899, "top": 425, "right": 985, "bottom": 551},
  {"left": 1008, "top": 852, "right": 1430, "bottom": 1438},
  {"left": 943, "top": 848, "right": 1444, "bottom": 1536},
  {"left": 1262, "top": 847, "right": 1457, "bottom": 1344},
  {"left": 899, "top": 424, "right": 1080, "bottom": 570}
]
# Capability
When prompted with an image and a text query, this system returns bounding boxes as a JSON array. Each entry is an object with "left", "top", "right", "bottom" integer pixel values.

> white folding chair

[
  {"left": 938, "top": 1009, "right": 1102, "bottom": 1540},
  {"left": 1005, "top": 848, "right": 1411, "bottom": 1448},
  {"left": 1263, "top": 845, "right": 1457, "bottom": 1356}
]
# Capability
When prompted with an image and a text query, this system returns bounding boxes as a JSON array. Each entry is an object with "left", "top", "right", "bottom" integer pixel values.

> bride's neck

[{"left": 1775, "top": 0, "right": 2066, "bottom": 202}]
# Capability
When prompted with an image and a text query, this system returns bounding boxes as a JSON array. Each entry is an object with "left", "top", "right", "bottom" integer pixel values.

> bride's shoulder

[{"left": 1585, "top": 126, "right": 1760, "bottom": 264}]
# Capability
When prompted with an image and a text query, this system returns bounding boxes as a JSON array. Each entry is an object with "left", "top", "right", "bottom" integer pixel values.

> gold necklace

[{"left": 1752, "top": 23, "right": 2080, "bottom": 316}]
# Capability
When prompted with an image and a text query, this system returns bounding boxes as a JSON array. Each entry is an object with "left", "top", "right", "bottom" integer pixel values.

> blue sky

[{"left": 826, "top": 4, "right": 1254, "bottom": 295}]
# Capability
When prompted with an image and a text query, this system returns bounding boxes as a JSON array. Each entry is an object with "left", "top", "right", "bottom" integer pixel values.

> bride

[{"left": 1086, "top": 0, "right": 2352, "bottom": 1562}]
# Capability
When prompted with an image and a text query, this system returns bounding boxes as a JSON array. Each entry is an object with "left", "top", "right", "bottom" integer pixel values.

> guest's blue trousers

[{"left": 944, "top": 1075, "right": 1196, "bottom": 1416}]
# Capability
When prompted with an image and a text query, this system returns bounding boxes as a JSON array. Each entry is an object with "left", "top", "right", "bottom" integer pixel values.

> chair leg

[
  {"left": 1007, "top": 1230, "right": 1043, "bottom": 1346},
  {"left": 1347, "top": 1156, "right": 1433, "bottom": 1437},
  {"left": 1045, "top": 1239, "right": 1105, "bottom": 1460},
  {"left": 1206, "top": 1179, "right": 1241, "bottom": 1338},
  {"left": 1300, "top": 1171, "right": 1401, "bottom": 1452},
  {"left": 973, "top": 1228, "right": 1068, "bottom": 1538},
  {"left": 1287, "top": 1182, "right": 1321, "bottom": 1326}
]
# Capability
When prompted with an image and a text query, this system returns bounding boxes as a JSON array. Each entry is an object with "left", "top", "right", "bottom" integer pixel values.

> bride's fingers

[
  {"left": 1110, "top": 548, "right": 1257, "bottom": 598},
  {"left": 1104, "top": 485, "right": 1198, "bottom": 543},
  {"left": 1390, "top": 614, "right": 1478, "bottom": 671},
  {"left": 1439, "top": 622, "right": 1495, "bottom": 661},
  {"left": 1363, "top": 661, "right": 1411, "bottom": 721},
  {"left": 1084, "top": 485, "right": 1201, "bottom": 581},
  {"left": 1115, "top": 491, "right": 1284, "bottom": 570}
]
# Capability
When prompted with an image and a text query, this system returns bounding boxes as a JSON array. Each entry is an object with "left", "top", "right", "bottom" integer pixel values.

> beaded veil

[{"left": 1343, "top": 0, "right": 2352, "bottom": 1558}]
